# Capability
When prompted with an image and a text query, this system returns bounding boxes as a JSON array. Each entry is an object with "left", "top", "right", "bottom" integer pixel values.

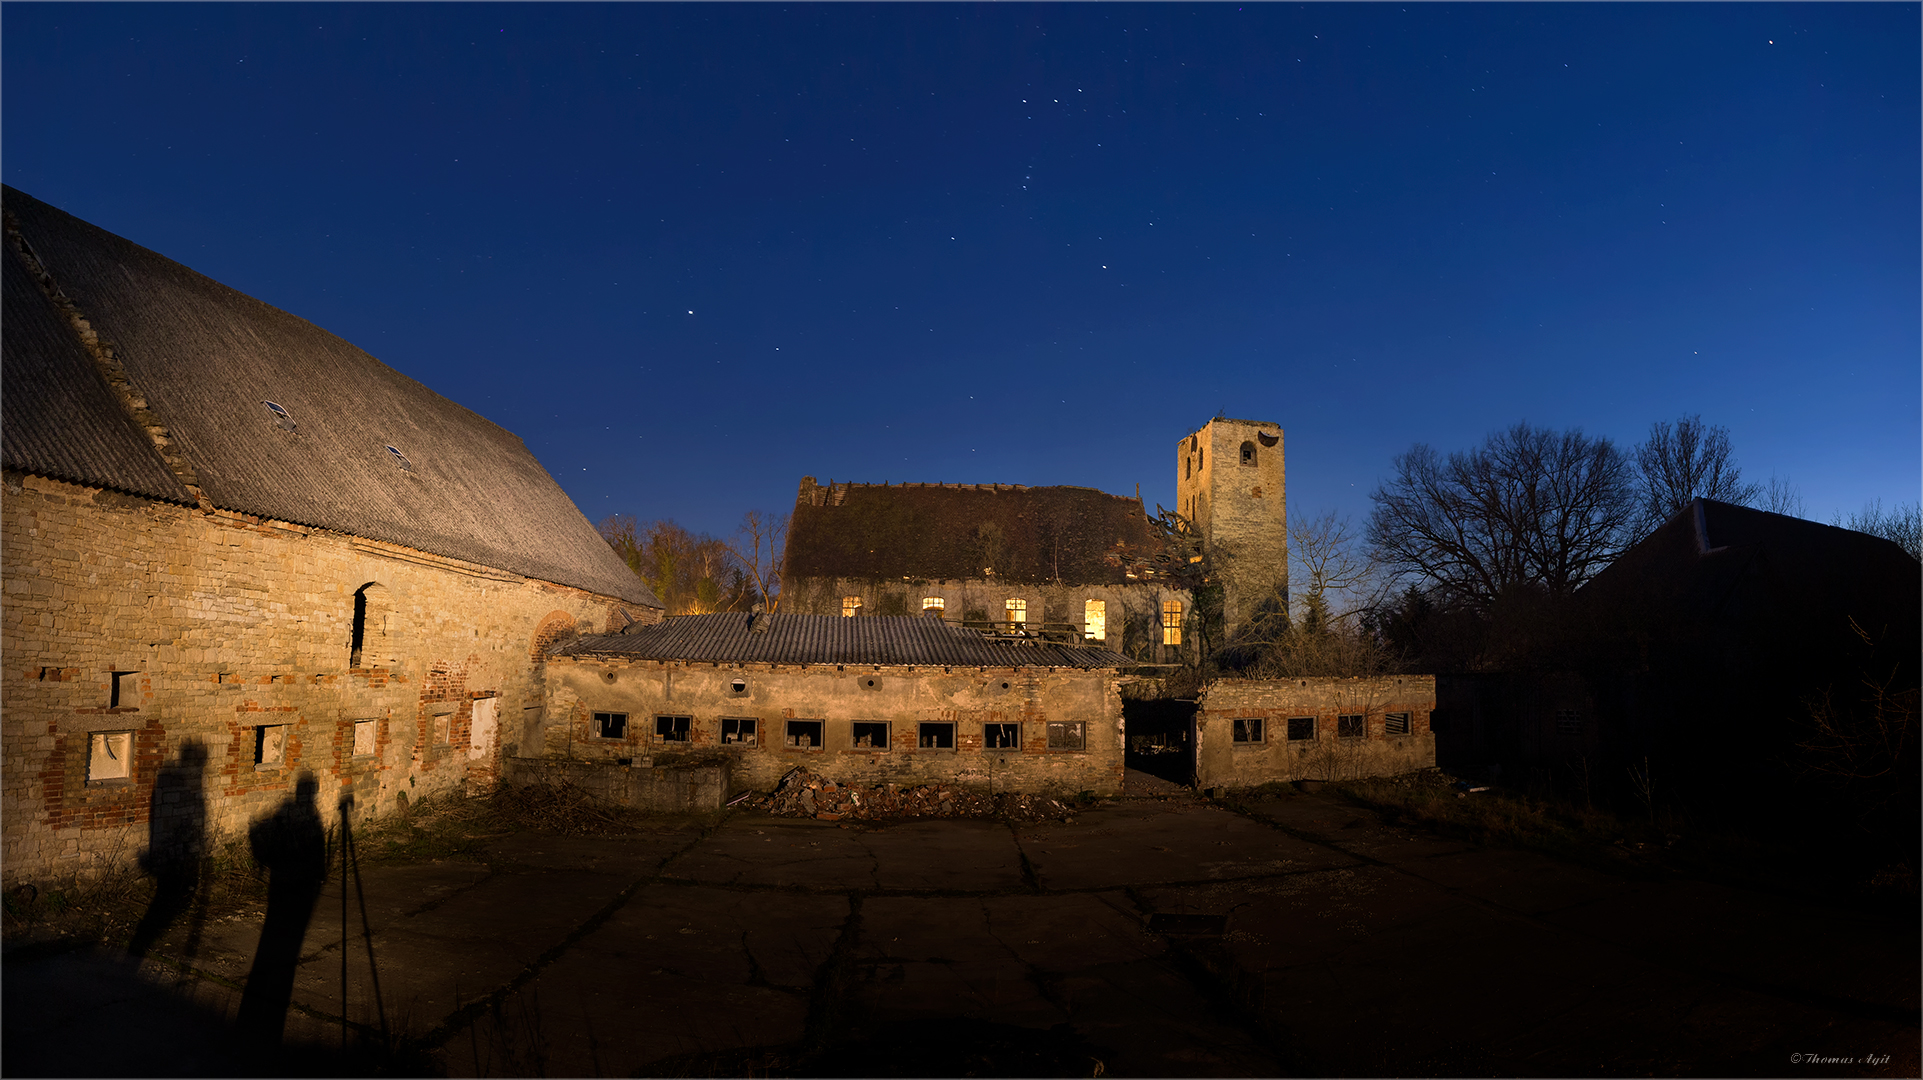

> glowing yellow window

[
  {"left": 842, "top": 596, "right": 862, "bottom": 618},
  {"left": 1005, "top": 598, "right": 1027, "bottom": 630},
  {"left": 1084, "top": 600, "right": 1106, "bottom": 641},
  {"left": 922, "top": 597, "right": 945, "bottom": 613},
  {"left": 1161, "top": 600, "right": 1183, "bottom": 645}
]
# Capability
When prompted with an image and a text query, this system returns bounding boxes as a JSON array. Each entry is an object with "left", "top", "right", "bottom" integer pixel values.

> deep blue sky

[{"left": 5, "top": 3, "right": 1916, "bottom": 540}]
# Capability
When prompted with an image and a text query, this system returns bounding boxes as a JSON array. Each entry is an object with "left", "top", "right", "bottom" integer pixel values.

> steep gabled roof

[
  {"left": 2, "top": 186, "right": 658, "bottom": 608},
  {"left": 557, "top": 612, "right": 1135, "bottom": 669},
  {"left": 784, "top": 478, "right": 1163, "bottom": 586}
]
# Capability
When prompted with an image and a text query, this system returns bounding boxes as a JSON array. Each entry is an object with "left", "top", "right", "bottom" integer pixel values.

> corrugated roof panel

[{"left": 556, "top": 613, "right": 1136, "bottom": 669}]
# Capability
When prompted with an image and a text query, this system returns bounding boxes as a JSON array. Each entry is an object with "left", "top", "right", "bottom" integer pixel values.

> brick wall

[
  {"left": 1195, "top": 675, "right": 1436, "bottom": 787},
  {"left": 537, "top": 655, "right": 1126, "bottom": 797},
  {"left": 2, "top": 471, "right": 656, "bottom": 887}
]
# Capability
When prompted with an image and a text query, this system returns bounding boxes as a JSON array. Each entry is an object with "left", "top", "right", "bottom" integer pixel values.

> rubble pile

[{"left": 741, "top": 767, "right": 1081, "bottom": 823}]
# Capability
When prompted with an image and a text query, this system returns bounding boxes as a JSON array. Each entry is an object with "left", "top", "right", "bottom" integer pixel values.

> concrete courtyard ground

[{"left": 4, "top": 771, "right": 1916, "bottom": 1077}]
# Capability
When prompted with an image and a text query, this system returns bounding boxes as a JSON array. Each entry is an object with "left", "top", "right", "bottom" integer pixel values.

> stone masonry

[
  {"left": 1175, "top": 418, "right": 1287, "bottom": 632},
  {"left": 540, "top": 654, "right": 1127, "bottom": 797},
  {"left": 1194, "top": 675, "right": 1436, "bottom": 787},
  {"left": 1, "top": 471, "right": 655, "bottom": 887}
]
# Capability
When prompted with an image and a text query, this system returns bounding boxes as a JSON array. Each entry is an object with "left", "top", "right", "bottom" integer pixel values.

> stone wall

[
  {"left": 542, "top": 655, "right": 1126, "bottom": 797},
  {"left": 1194, "top": 675, "right": 1436, "bottom": 787},
  {"left": 503, "top": 755, "right": 731, "bottom": 813},
  {"left": 1175, "top": 418, "right": 1287, "bottom": 632},
  {"left": 781, "top": 575, "right": 1195, "bottom": 664},
  {"left": 2, "top": 471, "right": 655, "bottom": 886}
]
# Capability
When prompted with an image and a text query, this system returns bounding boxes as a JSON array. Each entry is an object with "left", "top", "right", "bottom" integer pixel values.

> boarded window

[
  {"left": 786, "top": 719, "right": 824, "bottom": 749},
  {"left": 595, "top": 711, "right": 628, "bottom": 739},
  {"left": 89, "top": 731, "right": 133, "bottom": 781},
  {"left": 1233, "top": 717, "right": 1264, "bottom": 743},
  {"left": 1046, "top": 721, "right": 1085, "bottom": 751},
  {"left": 984, "top": 722, "right": 1021, "bottom": 750},
  {"left": 655, "top": 715, "right": 691, "bottom": 743},
  {"left": 433, "top": 715, "right": 452, "bottom": 744},
  {"left": 1005, "top": 598, "right": 1027, "bottom": 629},
  {"left": 1385, "top": 712, "right": 1412, "bottom": 736},
  {"left": 1337, "top": 714, "right": 1365, "bottom": 739},
  {"left": 1287, "top": 717, "right": 1316, "bottom": 741},
  {"left": 1162, "top": 600, "right": 1183, "bottom": 646},
  {"left": 1556, "top": 709, "right": 1581, "bottom": 735},
  {"left": 1084, "top": 599, "right": 1106, "bottom": 641},
  {"left": 852, "top": 721, "right": 890, "bottom": 750},
  {"left": 352, "top": 719, "right": 378, "bottom": 757},
  {"left": 255, "top": 724, "right": 288, "bottom": 767},
  {"left": 918, "top": 722, "right": 955, "bottom": 749},
  {"left": 722, "top": 717, "right": 757, "bottom": 745}
]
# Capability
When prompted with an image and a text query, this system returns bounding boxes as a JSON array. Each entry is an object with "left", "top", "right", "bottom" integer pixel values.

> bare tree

[
  {"left": 1632, "top": 414, "right": 1760, "bottom": 536},
  {"left": 725, "top": 510, "right": 789, "bottom": 612},
  {"left": 1368, "top": 422, "right": 1636, "bottom": 611},
  {"left": 1758, "top": 474, "right": 1806, "bottom": 518},
  {"left": 1289, "top": 508, "right": 1376, "bottom": 630},
  {"left": 1833, "top": 499, "right": 1922, "bottom": 562}
]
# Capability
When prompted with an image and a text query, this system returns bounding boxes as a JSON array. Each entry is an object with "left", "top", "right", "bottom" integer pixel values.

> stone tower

[{"left": 1175, "top": 417, "right": 1287, "bottom": 633}]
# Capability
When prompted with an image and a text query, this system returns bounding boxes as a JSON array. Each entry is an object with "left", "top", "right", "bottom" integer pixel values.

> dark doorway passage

[{"left": 1123, "top": 698, "right": 1196, "bottom": 787}]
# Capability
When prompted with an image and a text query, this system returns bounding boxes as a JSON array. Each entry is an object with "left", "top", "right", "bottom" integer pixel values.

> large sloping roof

[
  {"left": 1577, "top": 498, "right": 1919, "bottom": 651},
  {"left": 1, "top": 186, "right": 658, "bottom": 608},
  {"left": 557, "top": 613, "right": 1135, "bottom": 669},
  {"left": 784, "top": 479, "right": 1162, "bottom": 586}
]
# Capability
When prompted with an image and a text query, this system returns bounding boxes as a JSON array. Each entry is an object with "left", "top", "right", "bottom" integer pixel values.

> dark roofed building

[
  {"left": 781, "top": 477, "right": 1197, "bottom": 663},
  {"left": 3, "top": 186, "right": 659, "bottom": 886}
]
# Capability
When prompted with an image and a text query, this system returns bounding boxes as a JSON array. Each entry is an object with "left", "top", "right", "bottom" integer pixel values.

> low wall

[
  {"left": 503, "top": 755, "right": 730, "bottom": 813},
  {"left": 1195, "top": 675, "right": 1437, "bottom": 788}
]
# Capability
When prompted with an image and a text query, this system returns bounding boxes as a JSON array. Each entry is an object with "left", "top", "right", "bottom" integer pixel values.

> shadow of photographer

[
  {"left": 235, "top": 771, "right": 327, "bottom": 1047},
  {"left": 127, "top": 739, "right": 209, "bottom": 960}
]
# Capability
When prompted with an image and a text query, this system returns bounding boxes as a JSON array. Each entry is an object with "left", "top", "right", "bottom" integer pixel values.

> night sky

[{"left": 5, "top": 4, "right": 1916, "bottom": 540}]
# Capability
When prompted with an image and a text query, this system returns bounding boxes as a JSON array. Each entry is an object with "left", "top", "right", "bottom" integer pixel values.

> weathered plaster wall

[
  {"left": 1195, "top": 675, "right": 1436, "bottom": 787},
  {"left": 2, "top": 471, "right": 654, "bottom": 886},
  {"left": 781, "top": 575, "right": 1194, "bottom": 663},
  {"left": 540, "top": 655, "right": 1126, "bottom": 796}
]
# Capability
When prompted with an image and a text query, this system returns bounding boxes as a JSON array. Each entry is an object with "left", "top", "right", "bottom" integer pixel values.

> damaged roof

[
  {"left": 784, "top": 477, "right": 1163, "bottom": 586},
  {"left": 556, "top": 612, "right": 1138, "bottom": 669},
  {"left": 1, "top": 186, "right": 659, "bottom": 609}
]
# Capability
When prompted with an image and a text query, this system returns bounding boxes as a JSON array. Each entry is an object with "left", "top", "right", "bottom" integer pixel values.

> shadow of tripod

[{"left": 337, "top": 792, "right": 391, "bottom": 1056}]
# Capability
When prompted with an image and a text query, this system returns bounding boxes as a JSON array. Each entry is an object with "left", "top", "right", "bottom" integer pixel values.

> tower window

[
  {"left": 1240, "top": 441, "right": 1257, "bottom": 466},
  {"left": 1161, "top": 600, "right": 1183, "bottom": 645},
  {"left": 1084, "top": 599, "right": 1106, "bottom": 641},
  {"left": 842, "top": 595, "right": 862, "bottom": 617}
]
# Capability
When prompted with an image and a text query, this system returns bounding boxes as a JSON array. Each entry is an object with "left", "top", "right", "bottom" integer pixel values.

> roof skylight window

[
  {"left": 385, "top": 445, "right": 414, "bottom": 472},
  {"left": 262, "top": 400, "right": 296, "bottom": 432}
]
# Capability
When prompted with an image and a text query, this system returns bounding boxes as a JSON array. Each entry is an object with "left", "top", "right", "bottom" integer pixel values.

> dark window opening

[
  {"left": 595, "top": 711, "right": 628, "bottom": 739},
  {"left": 1287, "top": 717, "right": 1317, "bottom": 741},
  {"left": 1240, "top": 440, "right": 1257, "bottom": 466},
  {"left": 109, "top": 671, "right": 138, "bottom": 709},
  {"left": 918, "top": 722, "right": 955, "bottom": 749},
  {"left": 722, "top": 717, "right": 757, "bottom": 745},
  {"left": 1046, "top": 721, "right": 1085, "bottom": 750},
  {"left": 1386, "top": 712, "right": 1412, "bottom": 736},
  {"left": 852, "top": 721, "right": 889, "bottom": 750},
  {"left": 731, "top": 679, "right": 747, "bottom": 694},
  {"left": 350, "top": 586, "right": 370, "bottom": 667},
  {"left": 655, "top": 715, "right": 691, "bottom": 743},
  {"left": 1556, "top": 709, "right": 1581, "bottom": 736},
  {"left": 1337, "top": 714, "right": 1365, "bottom": 739},
  {"left": 1233, "top": 717, "right": 1264, "bottom": 743},
  {"left": 786, "top": 719, "right": 823, "bottom": 749},
  {"left": 255, "top": 724, "right": 288, "bottom": 767},
  {"left": 984, "top": 722, "right": 1021, "bottom": 750}
]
